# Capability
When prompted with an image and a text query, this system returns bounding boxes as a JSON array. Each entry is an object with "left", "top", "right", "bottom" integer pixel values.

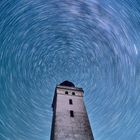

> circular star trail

[{"left": 0, "top": 0, "right": 140, "bottom": 140}]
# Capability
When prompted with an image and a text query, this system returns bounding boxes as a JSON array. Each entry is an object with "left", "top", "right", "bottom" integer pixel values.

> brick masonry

[{"left": 50, "top": 84, "right": 94, "bottom": 140}]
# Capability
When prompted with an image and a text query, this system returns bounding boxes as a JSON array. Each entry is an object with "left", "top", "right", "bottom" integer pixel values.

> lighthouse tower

[{"left": 50, "top": 81, "right": 94, "bottom": 140}]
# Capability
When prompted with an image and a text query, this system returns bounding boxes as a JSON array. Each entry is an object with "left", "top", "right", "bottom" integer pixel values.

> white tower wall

[{"left": 51, "top": 82, "right": 94, "bottom": 140}]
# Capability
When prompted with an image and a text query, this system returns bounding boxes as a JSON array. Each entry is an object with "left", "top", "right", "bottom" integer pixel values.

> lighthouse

[{"left": 50, "top": 81, "right": 94, "bottom": 140}]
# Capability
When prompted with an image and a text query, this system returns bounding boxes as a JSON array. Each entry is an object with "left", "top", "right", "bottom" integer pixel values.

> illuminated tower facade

[{"left": 51, "top": 81, "right": 94, "bottom": 140}]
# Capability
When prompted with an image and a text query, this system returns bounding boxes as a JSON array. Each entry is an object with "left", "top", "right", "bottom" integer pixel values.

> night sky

[{"left": 0, "top": 0, "right": 140, "bottom": 140}]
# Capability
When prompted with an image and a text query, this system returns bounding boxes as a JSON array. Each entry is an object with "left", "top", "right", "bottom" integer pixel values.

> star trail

[{"left": 0, "top": 0, "right": 140, "bottom": 140}]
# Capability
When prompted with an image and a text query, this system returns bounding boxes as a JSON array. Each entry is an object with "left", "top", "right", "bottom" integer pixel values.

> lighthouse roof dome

[{"left": 59, "top": 81, "right": 75, "bottom": 87}]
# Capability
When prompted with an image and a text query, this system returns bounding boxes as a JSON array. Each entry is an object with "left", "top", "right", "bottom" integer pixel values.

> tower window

[
  {"left": 65, "top": 91, "right": 68, "bottom": 94},
  {"left": 69, "top": 99, "right": 73, "bottom": 105},
  {"left": 72, "top": 92, "right": 75, "bottom": 95},
  {"left": 70, "top": 110, "right": 74, "bottom": 117}
]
